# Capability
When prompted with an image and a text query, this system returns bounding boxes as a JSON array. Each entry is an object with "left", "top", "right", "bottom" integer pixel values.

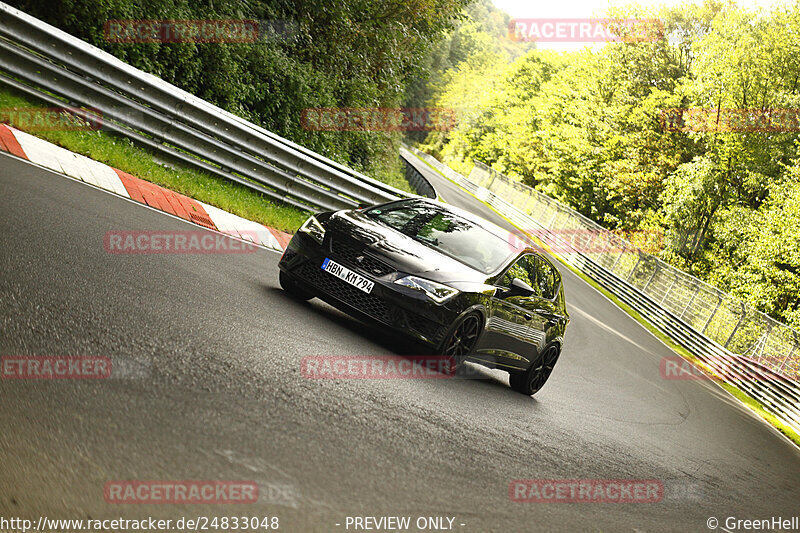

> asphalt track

[{"left": 1, "top": 151, "right": 799, "bottom": 532}]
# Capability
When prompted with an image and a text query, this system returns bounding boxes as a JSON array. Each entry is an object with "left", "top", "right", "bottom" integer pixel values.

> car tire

[
  {"left": 509, "top": 344, "right": 560, "bottom": 396},
  {"left": 438, "top": 312, "right": 482, "bottom": 374},
  {"left": 279, "top": 270, "right": 314, "bottom": 301}
]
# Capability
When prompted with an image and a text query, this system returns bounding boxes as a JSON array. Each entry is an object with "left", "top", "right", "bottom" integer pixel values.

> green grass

[
  {"left": 411, "top": 149, "right": 800, "bottom": 448},
  {"left": 0, "top": 86, "right": 313, "bottom": 233}
]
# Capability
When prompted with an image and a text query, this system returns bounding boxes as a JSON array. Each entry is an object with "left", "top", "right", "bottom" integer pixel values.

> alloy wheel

[{"left": 442, "top": 314, "right": 481, "bottom": 373}]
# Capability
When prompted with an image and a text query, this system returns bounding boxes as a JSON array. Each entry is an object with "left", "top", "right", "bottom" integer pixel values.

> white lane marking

[
  {"left": 570, "top": 305, "right": 657, "bottom": 355},
  {"left": 53, "top": 151, "right": 86, "bottom": 181},
  {"left": 6, "top": 126, "right": 289, "bottom": 251},
  {"left": 0, "top": 149, "right": 283, "bottom": 254},
  {"left": 10, "top": 127, "right": 130, "bottom": 198},
  {"left": 199, "top": 202, "right": 243, "bottom": 239},
  {"left": 201, "top": 202, "right": 280, "bottom": 250},
  {"left": 12, "top": 129, "right": 65, "bottom": 174},
  {"left": 84, "top": 157, "right": 129, "bottom": 198}
]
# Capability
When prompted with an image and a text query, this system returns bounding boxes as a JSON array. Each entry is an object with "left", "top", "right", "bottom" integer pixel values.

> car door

[
  {"left": 474, "top": 254, "right": 541, "bottom": 371},
  {"left": 522, "top": 255, "right": 563, "bottom": 351}
]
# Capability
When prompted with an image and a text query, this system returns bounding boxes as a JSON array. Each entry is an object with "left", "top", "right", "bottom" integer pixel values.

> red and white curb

[{"left": 0, "top": 124, "right": 292, "bottom": 252}]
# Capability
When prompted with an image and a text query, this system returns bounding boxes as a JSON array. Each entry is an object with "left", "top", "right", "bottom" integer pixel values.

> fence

[
  {"left": 0, "top": 2, "right": 407, "bottom": 213},
  {"left": 2, "top": 0, "right": 798, "bottom": 437},
  {"left": 469, "top": 160, "right": 800, "bottom": 381},
  {"left": 405, "top": 145, "right": 800, "bottom": 434}
]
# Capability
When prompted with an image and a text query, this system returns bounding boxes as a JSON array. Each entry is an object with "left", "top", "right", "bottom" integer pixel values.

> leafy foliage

[
  {"left": 8, "top": 0, "right": 470, "bottom": 185},
  {"left": 411, "top": 1, "right": 800, "bottom": 328}
]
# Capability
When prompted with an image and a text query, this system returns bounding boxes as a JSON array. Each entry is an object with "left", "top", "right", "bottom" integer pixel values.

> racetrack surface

[{"left": 1, "top": 152, "right": 799, "bottom": 532}]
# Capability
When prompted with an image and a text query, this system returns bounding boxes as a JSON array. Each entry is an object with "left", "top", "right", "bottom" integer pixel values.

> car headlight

[
  {"left": 299, "top": 215, "right": 326, "bottom": 245},
  {"left": 394, "top": 276, "right": 459, "bottom": 303}
]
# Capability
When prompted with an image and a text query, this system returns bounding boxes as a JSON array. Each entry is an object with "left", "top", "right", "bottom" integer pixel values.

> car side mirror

[{"left": 504, "top": 278, "right": 536, "bottom": 298}]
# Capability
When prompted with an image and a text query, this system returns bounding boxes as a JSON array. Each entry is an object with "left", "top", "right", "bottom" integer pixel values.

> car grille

[
  {"left": 405, "top": 312, "right": 446, "bottom": 344},
  {"left": 329, "top": 238, "right": 395, "bottom": 277},
  {"left": 299, "top": 262, "right": 390, "bottom": 323}
]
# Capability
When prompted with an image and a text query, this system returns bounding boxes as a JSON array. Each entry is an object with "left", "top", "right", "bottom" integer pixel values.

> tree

[
  {"left": 413, "top": 0, "right": 800, "bottom": 327},
  {"left": 8, "top": 0, "right": 470, "bottom": 184}
]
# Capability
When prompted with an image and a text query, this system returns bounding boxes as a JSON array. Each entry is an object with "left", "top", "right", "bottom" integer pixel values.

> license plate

[{"left": 321, "top": 258, "right": 374, "bottom": 294}]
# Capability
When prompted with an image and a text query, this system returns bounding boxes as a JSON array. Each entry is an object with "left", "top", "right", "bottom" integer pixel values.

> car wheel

[
  {"left": 509, "top": 344, "right": 560, "bottom": 396},
  {"left": 279, "top": 270, "right": 314, "bottom": 301},
  {"left": 439, "top": 312, "right": 482, "bottom": 374}
]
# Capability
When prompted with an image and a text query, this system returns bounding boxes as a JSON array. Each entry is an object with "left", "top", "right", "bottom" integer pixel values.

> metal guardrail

[
  {"left": 468, "top": 161, "right": 800, "bottom": 382},
  {"left": 405, "top": 145, "right": 800, "bottom": 435},
  {"left": 0, "top": 2, "right": 407, "bottom": 212},
  {"left": 2, "top": 3, "right": 797, "bottom": 434}
]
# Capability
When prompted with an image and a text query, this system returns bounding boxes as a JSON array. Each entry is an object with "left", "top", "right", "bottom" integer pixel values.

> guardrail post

[
  {"left": 626, "top": 254, "right": 643, "bottom": 281},
  {"left": 580, "top": 229, "right": 597, "bottom": 256},
  {"left": 748, "top": 326, "right": 771, "bottom": 362},
  {"left": 597, "top": 234, "right": 611, "bottom": 257},
  {"left": 660, "top": 277, "right": 676, "bottom": 305},
  {"left": 642, "top": 263, "right": 659, "bottom": 292},
  {"left": 485, "top": 166, "right": 498, "bottom": 190},
  {"left": 523, "top": 192, "right": 535, "bottom": 215},
  {"left": 724, "top": 303, "right": 747, "bottom": 348},
  {"left": 547, "top": 207, "right": 559, "bottom": 229},
  {"left": 778, "top": 341, "right": 797, "bottom": 373},
  {"left": 611, "top": 244, "right": 627, "bottom": 271},
  {"left": 532, "top": 197, "right": 548, "bottom": 221},
  {"left": 679, "top": 284, "right": 701, "bottom": 319},
  {"left": 701, "top": 296, "right": 723, "bottom": 334}
]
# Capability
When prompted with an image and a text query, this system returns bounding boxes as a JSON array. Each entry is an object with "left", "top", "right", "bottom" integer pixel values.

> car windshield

[{"left": 366, "top": 200, "right": 513, "bottom": 273}]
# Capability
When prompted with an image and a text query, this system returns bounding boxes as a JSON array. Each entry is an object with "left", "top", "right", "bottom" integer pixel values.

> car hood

[{"left": 326, "top": 209, "right": 492, "bottom": 283}]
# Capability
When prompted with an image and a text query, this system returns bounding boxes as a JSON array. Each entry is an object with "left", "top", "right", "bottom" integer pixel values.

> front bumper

[{"left": 278, "top": 232, "right": 458, "bottom": 347}]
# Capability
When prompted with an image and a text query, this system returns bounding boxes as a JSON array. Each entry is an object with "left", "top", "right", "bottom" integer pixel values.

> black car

[{"left": 278, "top": 198, "right": 569, "bottom": 395}]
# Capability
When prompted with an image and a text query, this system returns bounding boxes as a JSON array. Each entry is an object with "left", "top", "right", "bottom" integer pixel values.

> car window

[
  {"left": 532, "top": 256, "right": 558, "bottom": 299},
  {"left": 376, "top": 207, "right": 416, "bottom": 230},
  {"left": 500, "top": 255, "right": 540, "bottom": 296},
  {"left": 366, "top": 200, "right": 513, "bottom": 274},
  {"left": 500, "top": 254, "right": 558, "bottom": 299}
]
